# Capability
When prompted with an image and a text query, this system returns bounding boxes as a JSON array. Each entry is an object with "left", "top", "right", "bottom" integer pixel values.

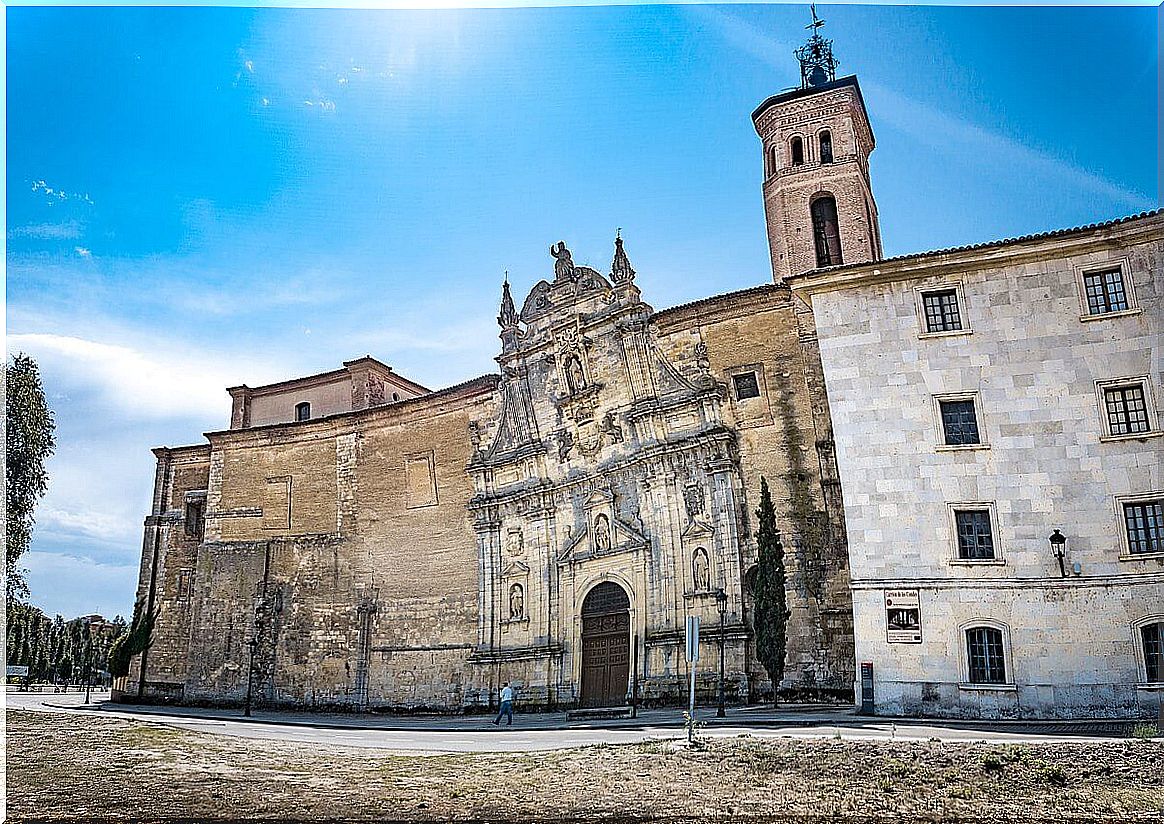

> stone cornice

[{"left": 788, "top": 210, "right": 1164, "bottom": 298}]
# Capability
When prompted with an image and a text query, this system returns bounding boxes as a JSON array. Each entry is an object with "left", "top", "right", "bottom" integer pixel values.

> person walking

[{"left": 493, "top": 681, "right": 514, "bottom": 726}]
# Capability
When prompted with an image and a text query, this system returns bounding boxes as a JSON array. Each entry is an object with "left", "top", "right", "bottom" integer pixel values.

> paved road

[{"left": 6, "top": 689, "right": 1151, "bottom": 754}]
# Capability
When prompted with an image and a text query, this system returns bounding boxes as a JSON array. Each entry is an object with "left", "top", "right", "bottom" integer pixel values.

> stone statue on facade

[
  {"left": 693, "top": 547, "right": 710, "bottom": 591},
  {"left": 550, "top": 241, "right": 575, "bottom": 281},
  {"left": 593, "top": 514, "right": 611, "bottom": 553},
  {"left": 509, "top": 583, "right": 524, "bottom": 620}
]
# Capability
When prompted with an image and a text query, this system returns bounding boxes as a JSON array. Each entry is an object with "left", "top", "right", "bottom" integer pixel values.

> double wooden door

[{"left": 580, "top": 609, "right": 630, "bottom": 708}]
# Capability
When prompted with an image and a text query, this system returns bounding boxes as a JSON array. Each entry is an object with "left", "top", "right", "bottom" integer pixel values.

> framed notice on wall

[{"left": 885, "top": 589, "right": 922, "bottom": 643}]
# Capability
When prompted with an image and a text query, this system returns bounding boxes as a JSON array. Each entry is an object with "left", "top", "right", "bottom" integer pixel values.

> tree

[
  {"left": 753, "top": 477, "right": 791, "bottom": 705},
  {"left": 5, "top": 354, "right": 56, "bottom": 600},
  {"left": 108, "top": 599, "right": 158, "bottom": 680}
]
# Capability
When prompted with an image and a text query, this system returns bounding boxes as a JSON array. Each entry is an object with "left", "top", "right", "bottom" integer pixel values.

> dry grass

[{"left": 6, "top": 710, "right": 1162, "bottom": 822}]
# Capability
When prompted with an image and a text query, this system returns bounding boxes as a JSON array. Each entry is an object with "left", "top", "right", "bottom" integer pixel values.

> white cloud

[
  {"left": 39, "top": 506, "right": 136, "bottom": 545},
  {"left": 5, "top": 332, "right": 251, "bottom": 420},
  {"left": 9, "top": 221, "right": 83, "bottom": 240},
  {"left": 30, "top": 179, "right": 94, "bottom": 206},
  {"left": 21, "top": 551, "right": 140, "bottom": 621},
  {"left": 74, "top": 246, "right": 92, "bottom": 258}
]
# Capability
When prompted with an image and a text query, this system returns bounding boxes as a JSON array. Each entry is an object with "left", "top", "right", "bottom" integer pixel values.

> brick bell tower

[{"left": 753, "top": 8, "right": 882, "bottom": 283}]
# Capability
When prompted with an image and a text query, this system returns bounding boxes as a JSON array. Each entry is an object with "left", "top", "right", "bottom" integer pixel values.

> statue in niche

[
  {"left": 564, "top": 355, "right": 587, "bottom": 395},
  {"left": 692, "top": 547, "right": 711, "bottom": 591},
  {"left": 550, "top": 241, "right": 575, "bottom": 281},
  {"left": 600, "top": 411, "right": 624, "bottom": 444},
  {"left": 509, "top": 583, "right": 524, "bottom": 620},
  {"left": 593, "top": 514, "right": 611, "bottom": 553}
]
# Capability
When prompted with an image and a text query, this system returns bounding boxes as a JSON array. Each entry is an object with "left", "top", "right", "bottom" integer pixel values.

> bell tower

[{"left": 753, "top": 8, "right": 882, "bottom": 283}]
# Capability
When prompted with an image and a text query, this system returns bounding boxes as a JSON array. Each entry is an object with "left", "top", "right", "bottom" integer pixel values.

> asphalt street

[{"left": 7, "top": 689, "right": 1152, "bottom": 754}]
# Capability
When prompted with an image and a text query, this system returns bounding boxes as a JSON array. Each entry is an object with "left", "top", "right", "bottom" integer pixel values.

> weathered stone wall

[
  {"left": 655, "top": 285, "right": 854, "bottom": 695},
  {"left": 129, "top": 445, "right": 210, "bottom": 699},
  {"left": 795, "top": 212, "right": 1163, "bottom": 718}
]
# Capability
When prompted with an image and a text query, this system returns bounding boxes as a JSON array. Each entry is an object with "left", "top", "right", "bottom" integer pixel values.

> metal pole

[
  {"left": 688, "top": 660, "right": 696, "bottom": 743},
  {"left": 630, "top": 633, "right": 638, "bottom": 719},
  {"left": 84, "top": 622, "right": 93, "bottom": 704},
  {"left": 244, "top": 640, "right": 255, "bottom": 717},
  {"left": 718, "top": 605, "right": 726, "bottom": 718}
]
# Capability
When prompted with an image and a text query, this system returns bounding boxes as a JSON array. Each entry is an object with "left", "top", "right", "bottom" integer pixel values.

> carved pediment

[
  {"left": 681, "top": 519, "right": 715, "bottom": 542},
  {"left": 557, "top": 513, "right": 648, "bottom": 566},
  {"left": 502, "top": 560, "right": 530, "bottom": 579}
]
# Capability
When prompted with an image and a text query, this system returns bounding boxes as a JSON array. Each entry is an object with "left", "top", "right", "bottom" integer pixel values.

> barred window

[
  {"left": 955, "top": 509, "right": 994, "bottom": 560},
  {"left": 922, "top": 290, "right": 962, "bottom": 333},
  {"left": 733, "top": 372, "right": 760, "bottom": 400},
  {"left": 1124, "top": 500, "right": 1163, "bottom": 556},
  {"left": 1142, "top": 622, "right": 1163, "bottom": 682},
  {"left": 295, "top": 401, "right": 311, "bottom": 422},
  {"left": 939, "top": 399, "right": 980, "bottom": 446},
  {"left": 1104, "top": 385, "right": 1150, "bottom": 435},
  {"left": 1083, "top": 268, "right": 1129, "bottom": 315},
  {"left": 966, "top": 626, "right": 1006, "bottom": 684}
]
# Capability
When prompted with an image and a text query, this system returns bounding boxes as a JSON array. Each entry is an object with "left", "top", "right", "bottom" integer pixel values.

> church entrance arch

[{"left": 579, "top": 581, "right": 631, "bottom": 708}]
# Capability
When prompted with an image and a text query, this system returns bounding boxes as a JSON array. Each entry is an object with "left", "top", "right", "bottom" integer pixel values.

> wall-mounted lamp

[{"left": 1048, "top": 529, "right": 1068, "bottom": 578}]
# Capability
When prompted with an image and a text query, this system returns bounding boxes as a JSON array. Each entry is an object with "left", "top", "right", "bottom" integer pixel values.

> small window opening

[
  {"left": 790, "top": 136, "right": 804, "bottom": 166},
  {"left": 295, "top": 402, "right": 311, "bottom": 422},
  {"left": 966, "top": 626, "right": 1006, "bottom": 684},
  {"left": 819, "top": 130, "right": 833, "bottom": 164},
  {"left": 732, "top": 372, "right": 761, "bottom": 400},
  {"left": 810, "top": 195, "right": 843, "bottom": 267}
]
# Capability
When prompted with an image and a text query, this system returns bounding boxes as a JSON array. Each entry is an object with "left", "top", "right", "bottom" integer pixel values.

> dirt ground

[{"left": 5, "top": 710, "right": 1162, "bottom": 823}]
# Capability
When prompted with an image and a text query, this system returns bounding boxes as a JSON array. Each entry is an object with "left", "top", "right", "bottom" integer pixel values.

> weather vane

[{"left": 807, "top": 3, "right": 825, "bottom": 32}]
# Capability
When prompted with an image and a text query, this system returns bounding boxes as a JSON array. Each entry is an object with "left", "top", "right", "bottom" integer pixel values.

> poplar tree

[
  {"left": 753, "top": 477, "right": 791, "bottom": 705},
  {"left": 6, "top": 354, "right": 56, "bottom": 599}
]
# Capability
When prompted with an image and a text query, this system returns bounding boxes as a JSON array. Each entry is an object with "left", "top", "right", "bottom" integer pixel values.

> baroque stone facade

[{"left": 131, "top": 237, "right": 853, "bottom": 709}]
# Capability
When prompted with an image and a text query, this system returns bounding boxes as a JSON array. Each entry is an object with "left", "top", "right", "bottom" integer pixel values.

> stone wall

[{"left": 792, "top": 211, "right": 1163, "bottom": 718}]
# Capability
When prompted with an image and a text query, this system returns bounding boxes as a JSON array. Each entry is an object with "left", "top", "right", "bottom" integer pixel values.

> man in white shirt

[{"left": 492, "top": 681, "right": 515, "bottom": 726}]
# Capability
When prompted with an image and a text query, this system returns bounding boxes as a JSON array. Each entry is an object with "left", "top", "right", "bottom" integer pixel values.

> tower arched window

[
  {"left": 768, "top": 145, "right": 778, "bottom": 177},
  {"left": 810, "top": 195, "right": 844, "bottom": 267},
  {"left": 790, "top": 136, "right": 804, "bottom": 166},
  {"left": 819, "top": 130, "right": 833, "bottom": 164}
]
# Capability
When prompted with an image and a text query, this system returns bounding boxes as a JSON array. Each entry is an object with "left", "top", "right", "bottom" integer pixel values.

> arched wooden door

[{"left": 579, "top": 582, "right": 631, "bottom": 708}]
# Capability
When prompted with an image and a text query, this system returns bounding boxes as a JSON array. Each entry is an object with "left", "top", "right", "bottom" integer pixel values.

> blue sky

[{"left": 6, "top": 4, "right": 1158, "bottom": 620}]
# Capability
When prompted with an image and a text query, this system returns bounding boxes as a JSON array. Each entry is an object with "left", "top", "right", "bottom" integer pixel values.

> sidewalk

[{"left": 19, "top": 688, "right": 1153, "bottom": 739}]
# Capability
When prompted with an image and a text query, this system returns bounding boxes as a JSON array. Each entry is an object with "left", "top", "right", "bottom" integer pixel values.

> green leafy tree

[
  {"left": 753, "top": 477, "right": 791, "bottom": 705},
  {"left": 108, "top": 599, "right": 158, "bottom": 680},
  {"left": 5, "top": 354, "right": 56, "bottom": 599}
]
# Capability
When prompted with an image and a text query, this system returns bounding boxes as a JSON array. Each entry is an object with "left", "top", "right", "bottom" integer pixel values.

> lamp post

[
  {"left": 715, "top": 587, "right": 728, "bottom": 718},
  {"left": 244, "top": 637, "right": 258, "bottom": 717},
  {"left": 82, "top": 618, "right": 93, "bottom": 704},
  {"left": 1048, "top": 529, "right": 1067, "bottom": 578}
]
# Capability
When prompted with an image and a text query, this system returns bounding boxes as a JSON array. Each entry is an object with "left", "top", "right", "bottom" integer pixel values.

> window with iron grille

[
  {"left": 966, "top": 626, "right": 1006, "bottom": 684},
  {"left": 954, "top": 509, "right": 994, "bottom": 560},
  {"left": 1083, "top": 268, "right": 1129, "bottom": 315},
  {"left": 939, "top": 399, "right": 981, "bottom": 445},
  {"left": 1123, "top": 500, "right": 1163, "bottom": 556},
  {"left": 922, "top": 289, "right": 962, "bottom": 333},
  {"left": 1103, "top": 384, "right": 1150, "bottom": 435},
  {"left": 1142, "top": 622, "right": 1163, "bottom": 683},
  {"left": 733, "top": 372, "right": 760, "bottom": 400},
  {"left": 295, "top": 401, "right": 311, "bottom": 422}
]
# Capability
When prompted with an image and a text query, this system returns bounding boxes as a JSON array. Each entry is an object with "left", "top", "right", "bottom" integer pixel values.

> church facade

[{"left": 130, "top": 24, "right": 1160, "bottom": 718}]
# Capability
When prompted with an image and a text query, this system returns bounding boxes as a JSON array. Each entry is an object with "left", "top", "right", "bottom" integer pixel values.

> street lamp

[
  {"left": 244, "top": 637, "right": 259, "bottom": 717},
  {"left": 1048, "top": 529, "right": 1067, "bottom": 578},
  {"left": 82, "top": 617, "right": 93, "bottom": 704},
  {"left": 715, "top": 587, "right": 728, "bottom": 718}
]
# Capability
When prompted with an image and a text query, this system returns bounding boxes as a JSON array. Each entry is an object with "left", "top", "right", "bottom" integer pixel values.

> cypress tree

[{"left": 753, "top": 477, "right": 791, "bottom": 705}]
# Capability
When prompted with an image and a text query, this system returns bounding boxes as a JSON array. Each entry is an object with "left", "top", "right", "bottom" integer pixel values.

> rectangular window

[
  {"left": 966, "top": 627, "right": 1006, "bottom": 684},
  {"left": 1143, "top": 623, "right": 1163, "bottom": 683},
  {"left": 184, "top": 498, "right": 205, "bottom": 541},
  {"left": 1124, "top": 500, "right": 1163, "bottom": 556},
  {"left": 922, "top": 289, "right": 962, "bottom": 333},
  {"left": 732, "top": 372, "right": 760, "bottom": 400},
  {"left": 939, "top": 399, "right": 981, "bottom": 446},
  {"left": 1083, "top": 268, "right": 1129, "bottom": 315},
  {"left": 954, "top": 509, "right": 994, "bottom": 560},
  {"left": 1104, "top": 384, "right": 1150, "bottom": 435}
]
